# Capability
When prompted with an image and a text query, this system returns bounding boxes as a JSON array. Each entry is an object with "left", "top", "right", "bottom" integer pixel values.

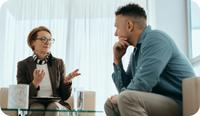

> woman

[{"left": 17, "top": 26, "right": 80, "bottom": 116}]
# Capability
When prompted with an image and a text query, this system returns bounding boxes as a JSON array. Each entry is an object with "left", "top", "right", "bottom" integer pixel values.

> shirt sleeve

[
  {"left": 127, "top": 37, "right": 172, "bottom": 91},
  {"left": 58, "top": 59, "right": 72, "bottom": 100},
  {"left": 112, "top": 54, "right": 133, "bottom": 93}
]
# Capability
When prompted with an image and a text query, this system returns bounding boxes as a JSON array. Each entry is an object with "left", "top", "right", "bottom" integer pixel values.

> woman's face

[{"left": 32, "top": 31, "right": 52, "bottom": 54}]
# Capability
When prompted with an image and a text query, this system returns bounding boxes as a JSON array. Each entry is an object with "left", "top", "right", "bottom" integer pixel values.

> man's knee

[
  {"left": 104, "top": 98, "right": 112, "bottom": 110},
  {"left": 118, "top": 90, "right": 140, "bottom": 107}
]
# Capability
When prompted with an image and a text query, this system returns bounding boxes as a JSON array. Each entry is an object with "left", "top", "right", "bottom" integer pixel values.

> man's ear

[{"left": 127, "top": 20, "right": 134, "bottom": 32}]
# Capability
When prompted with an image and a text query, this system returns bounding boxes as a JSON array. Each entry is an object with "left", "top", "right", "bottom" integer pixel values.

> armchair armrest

[
  {"left": 66, "top": 91, "right": 95, "bottom": 110},
  {"left": 0, "top": 88, "right": 8, "bottom": 108},
  {"left": 0, "top": 87, "right": 17, "bottom": 116},
  {"left": 183, "top": 77, "right": 200, "bottom": 116},
  {"left": 82, "top": 91, "right": 95, "bottom": 110}
]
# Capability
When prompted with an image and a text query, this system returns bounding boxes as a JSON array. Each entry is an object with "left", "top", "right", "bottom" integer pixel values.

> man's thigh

[{"left": 118, "top": 90, "right": 182, "bottom": 116}]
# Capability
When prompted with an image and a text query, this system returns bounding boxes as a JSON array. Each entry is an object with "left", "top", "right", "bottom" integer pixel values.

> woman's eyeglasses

[{"left": 36, "top": 36, "right": 55, "bottom": 44}]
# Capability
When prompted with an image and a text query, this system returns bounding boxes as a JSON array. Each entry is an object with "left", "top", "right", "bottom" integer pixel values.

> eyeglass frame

[{"left": 35, "top": 36, "right": 55, "bottom": 44}]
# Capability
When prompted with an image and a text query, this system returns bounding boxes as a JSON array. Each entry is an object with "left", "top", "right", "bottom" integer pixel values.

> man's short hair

[
  {"left": 115, "top": 3, "right": 147, "bottom": 29},
  {"left": 115, "top": 3, "right": 147, "bottom": 19}
]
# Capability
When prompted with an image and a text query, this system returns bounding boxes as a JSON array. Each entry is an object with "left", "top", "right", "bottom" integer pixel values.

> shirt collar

[
  {"left": 32, "top": 53, "right": 50, "bottom": 65},
  {"left": 137, "top": 25, "right": 151, "bottom": 45}
]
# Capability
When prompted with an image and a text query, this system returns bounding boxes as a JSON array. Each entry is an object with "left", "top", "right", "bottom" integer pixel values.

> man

[{"left": 104, "top": 3, "right": 195, "bottom": 116}]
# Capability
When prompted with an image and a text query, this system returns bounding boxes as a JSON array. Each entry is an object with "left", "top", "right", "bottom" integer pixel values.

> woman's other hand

[{"left": 32, "top": 69, "right": 45, "bottom": 88}]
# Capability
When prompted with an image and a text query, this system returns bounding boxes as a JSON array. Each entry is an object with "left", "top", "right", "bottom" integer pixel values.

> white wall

[{"left": 149, "top": 0, "right": 188, "bottom": 55}]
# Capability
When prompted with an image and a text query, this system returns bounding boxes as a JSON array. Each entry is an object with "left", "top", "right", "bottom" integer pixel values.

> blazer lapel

[{"left": 27, "top": 57, "right": 36, "bottom": 81}]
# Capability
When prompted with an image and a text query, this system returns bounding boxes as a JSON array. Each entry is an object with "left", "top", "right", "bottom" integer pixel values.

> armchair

[{"left": 0, "top": 87, "right": 96, "bottom": 116}]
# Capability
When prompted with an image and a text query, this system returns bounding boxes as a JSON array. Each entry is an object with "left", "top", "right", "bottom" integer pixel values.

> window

[{"left": 189, "top": 0, "right": 200, "bottom": 62}]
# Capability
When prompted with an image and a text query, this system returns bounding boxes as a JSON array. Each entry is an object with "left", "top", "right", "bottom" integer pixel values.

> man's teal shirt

[{"left": 112, "top": 26, "right": 195, "bottom": 105}]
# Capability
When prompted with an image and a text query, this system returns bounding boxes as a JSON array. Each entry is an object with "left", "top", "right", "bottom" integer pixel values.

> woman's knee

[
  {"left": 46, "top": 102, "right": 60, "bottom": 109},
  {"left": 29, "top": 103, "right": 45, "bottom": 116},
  {"left": 30, "top": 102, "right": 45, "bottom": 109}
]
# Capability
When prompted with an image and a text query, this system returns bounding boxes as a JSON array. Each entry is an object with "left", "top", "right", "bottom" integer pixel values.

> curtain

[{"left": 0, "top": 0, "right": 147, "bottom": 113}]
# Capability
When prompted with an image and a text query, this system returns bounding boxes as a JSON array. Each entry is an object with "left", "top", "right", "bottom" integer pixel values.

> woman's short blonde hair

[{"left": 27, "top": 26, "right": 51, "bottom": 51}]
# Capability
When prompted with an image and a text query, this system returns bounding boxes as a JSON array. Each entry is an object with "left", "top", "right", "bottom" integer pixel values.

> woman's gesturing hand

[{"left": 64, "top": 69, "right": 81, "bottom": 84}]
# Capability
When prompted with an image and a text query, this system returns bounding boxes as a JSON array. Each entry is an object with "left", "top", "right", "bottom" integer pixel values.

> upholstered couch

[{"left": 0, "top": 87, "right": 95, "bottom": 116}]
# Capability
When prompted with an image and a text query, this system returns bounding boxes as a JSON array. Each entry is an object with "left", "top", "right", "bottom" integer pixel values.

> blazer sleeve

[
  {"left": 17, "top": 61, "right": 39, "bottom": 97},
  {"left": 58, "top": 59, "right": 72, "bottom": 100}
]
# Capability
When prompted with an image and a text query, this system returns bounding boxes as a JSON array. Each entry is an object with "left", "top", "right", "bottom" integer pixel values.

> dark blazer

[{"left": 17, "top": 56, "right": 72, "bottom": 107}]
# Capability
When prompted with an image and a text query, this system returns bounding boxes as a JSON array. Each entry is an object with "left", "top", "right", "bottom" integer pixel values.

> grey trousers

[
  {"left": 104, "top": 90, "right": 182, "bottom": 116},
  {"left": 28, "top": 102, "right": 69, "bottom": 116}
]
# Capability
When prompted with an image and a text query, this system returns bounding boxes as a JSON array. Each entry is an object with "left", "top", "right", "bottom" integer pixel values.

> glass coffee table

[{"left": 2, "top": 108, "right": 103, "bottom": 116}]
